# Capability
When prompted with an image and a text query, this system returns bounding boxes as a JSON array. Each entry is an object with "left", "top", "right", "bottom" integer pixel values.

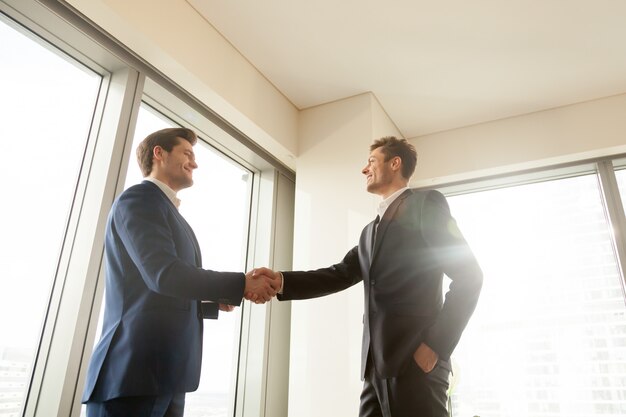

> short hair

[
  {"left": 136, "top": 127, "right": 198, "bottom": 177},
  {"left": 370, "top": 136, "right": 417, "bottom": 179}
]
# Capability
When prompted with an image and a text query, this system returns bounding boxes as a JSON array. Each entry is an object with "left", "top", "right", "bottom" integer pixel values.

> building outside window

[{"left": 446, "top": 171, "right": 626, "bottom": 417}]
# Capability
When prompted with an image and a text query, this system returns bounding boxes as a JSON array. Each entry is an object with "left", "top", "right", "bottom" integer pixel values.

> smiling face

[
  {"left": 152, "top": 137, "right": 198, "bottom": 191},
  {"left": 362, "top": 147, "right": 400, "bottom": 198}
]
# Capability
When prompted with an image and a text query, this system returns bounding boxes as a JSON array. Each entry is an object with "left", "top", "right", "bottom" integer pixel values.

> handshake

[{"left": 243, "top": 267, "right": 282, "bottom": 304}]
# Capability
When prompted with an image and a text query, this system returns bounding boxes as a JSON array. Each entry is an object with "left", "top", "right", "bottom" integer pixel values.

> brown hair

[
  {"left": 370, "top": 136, "right": 417, "bottom": 179},
  {"left": 136, "top": 128, "right": 198, "bottom": 177}
]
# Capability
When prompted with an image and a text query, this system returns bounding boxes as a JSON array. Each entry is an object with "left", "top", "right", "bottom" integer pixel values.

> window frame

[{"left": 0, "top": 1, "right": 294, "bottom": 417}]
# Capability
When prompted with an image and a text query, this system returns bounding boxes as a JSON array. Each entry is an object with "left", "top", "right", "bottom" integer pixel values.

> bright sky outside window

[
  {"left": 0, "top": 16, "right": 101, "bottom": 416},
  {"left": 137, "top": 105, "right": 251, "bottom": 416},
  {"left": 446, "top": 174, "right": 626, "bottom": 417}
]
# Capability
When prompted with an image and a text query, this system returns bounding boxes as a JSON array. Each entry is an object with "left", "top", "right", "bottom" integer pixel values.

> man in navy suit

[
  {"left": 83, "top": 128, "right": 279, "bottom": 417},
  {"left": 260, "top": 137, "right": 482, "bottom": 417}
]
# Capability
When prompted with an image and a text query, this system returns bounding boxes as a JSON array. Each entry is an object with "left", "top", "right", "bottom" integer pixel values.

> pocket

[
  {"left": 409, "top": 355, "right": 431, "bottom": 375},
  {"left": 436, "top": 358, "right": 452, "bottom": 372},
  {"left": 410, "top": 356, "right": 450, "bottom": 375},
  {"left": 426, "top": 361, "right": 451, "bottom": 388},
  {"left": 405, "top": 355, "right": 425, "bottom": 376}
]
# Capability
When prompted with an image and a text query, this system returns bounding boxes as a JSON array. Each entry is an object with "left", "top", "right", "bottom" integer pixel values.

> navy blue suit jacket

[
  {"left": 279, "top": 189, "right": 482, "bottom": 379},
  {"left": 83, "top": 181, "right": 245, "bottom": 402}
]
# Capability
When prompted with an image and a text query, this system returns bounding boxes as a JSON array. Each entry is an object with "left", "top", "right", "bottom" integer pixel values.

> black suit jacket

[
  {"left": 279, "top": 189, "right": 482, "bottom": 379},
  {"left": 83, "top": 181, "right": 245, "bottom": 402}
]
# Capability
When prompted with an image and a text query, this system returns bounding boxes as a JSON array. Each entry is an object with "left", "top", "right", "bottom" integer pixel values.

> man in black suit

[
  {"left": 259, "top": 136, "right": 482, "bottom": 416},
  {"left": 82, "top": 127, "right": 279, "bottom": 417}
]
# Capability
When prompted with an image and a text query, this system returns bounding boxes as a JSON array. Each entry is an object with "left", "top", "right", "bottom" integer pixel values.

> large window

[
  {"left": 446, "top": 172, "right": 626, "bottom": 417},
  {"left": 129, "top": 105, "right": 252, "bottom": 416},
  {"left": 0, "top": 15, "right": 101, "bottom": 417},
  {"left": 83, "top": 104, "right": 251, "bottom": 417}
]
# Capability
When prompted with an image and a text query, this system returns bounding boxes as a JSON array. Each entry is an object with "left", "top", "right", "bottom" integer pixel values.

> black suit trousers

[{"left": 360, "top": 355, "right": 450, "bottom": 417}]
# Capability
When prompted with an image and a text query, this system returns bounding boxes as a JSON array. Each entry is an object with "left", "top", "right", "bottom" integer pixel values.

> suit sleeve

[
  {"left": 278, "top": 246, "right": 362, "bottom": 301},
  {"left": 420, "top": 190, "right": 483, "bottom": 360},
  {"left": 114, "top": 188, "right": 245, "bottom": 306}
]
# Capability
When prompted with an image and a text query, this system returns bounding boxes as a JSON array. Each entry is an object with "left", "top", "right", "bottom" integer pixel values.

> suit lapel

[
  {"left": 371, "top": 189, "right": 413, "bottom": 266},
  {"left": 143, "top": 181, "right": 203, "bottom": 266},
  {"left": 365, "top": 218, "right": 377, "bottom": 265},
  {"left": 175, "top": 214, "right": 203, "bottom": 266}
]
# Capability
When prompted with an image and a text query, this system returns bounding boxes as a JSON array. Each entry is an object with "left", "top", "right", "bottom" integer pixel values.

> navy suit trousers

[{"left": 86, "top": 393, "right": 185, "bottom": 417}]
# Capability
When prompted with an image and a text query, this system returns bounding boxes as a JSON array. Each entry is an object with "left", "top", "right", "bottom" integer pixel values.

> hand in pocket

[{"left": 413, "top": 343, "right": 439, "bottom": 373}]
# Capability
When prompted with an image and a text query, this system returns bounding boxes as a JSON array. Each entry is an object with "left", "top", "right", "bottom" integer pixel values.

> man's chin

[
  {"left": 179, "top": 179, "right": 193, "bottom": 190},
  {"left": 366, "top": 184, "right": 386, "bottom": 197}
]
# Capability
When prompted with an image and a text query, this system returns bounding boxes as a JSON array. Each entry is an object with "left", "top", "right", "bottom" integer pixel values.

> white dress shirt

[
  {"left": 146, "top": 177, "right": 181, "bottom": 209},
  {"left": 377, "top": 186, "right": 409, "bottom": 219}
]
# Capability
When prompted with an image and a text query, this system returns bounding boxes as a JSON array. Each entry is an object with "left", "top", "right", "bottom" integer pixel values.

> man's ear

[
  {"left": 153, "top": 145, "right": 164, "bottom": 162},
  {"left": 391, "top": 156, "right": 402, "bottom": 172}
]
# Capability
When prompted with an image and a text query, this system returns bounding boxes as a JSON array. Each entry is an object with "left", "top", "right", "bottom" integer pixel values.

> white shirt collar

[
  {"left": 377, "top": 186, "right": 409, "bottom": 219},
  {"left": 145, "top": 177, "right": 181, "bottom": 209}
]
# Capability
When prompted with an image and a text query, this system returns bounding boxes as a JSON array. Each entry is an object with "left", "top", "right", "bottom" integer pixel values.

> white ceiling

[{"left": 188, "top": 0, "right": 626, "bottom": 138}]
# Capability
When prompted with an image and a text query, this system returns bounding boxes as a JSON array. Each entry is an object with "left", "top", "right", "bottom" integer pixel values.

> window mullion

[{"left": 596, "top": 160, "right": 626, "bottom": 300}]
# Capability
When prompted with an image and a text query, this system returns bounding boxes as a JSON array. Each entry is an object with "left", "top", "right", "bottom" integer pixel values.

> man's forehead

[
  {"left": 369, "top": 148, "right": 384, "bottom": 158},
  {"left": 175, "top": 138, "right": 194, "bottom": 150}
]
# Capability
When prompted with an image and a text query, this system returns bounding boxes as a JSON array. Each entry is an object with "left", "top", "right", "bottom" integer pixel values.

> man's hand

[
  {"left": 413, "top": 342, "right": 439, "bottom": 373},
  {"left": 219, "top": 304, "right": 235, "bottom": 312},
  {"left": 244, "top": 267, "right": 281, "bottom": 304}
]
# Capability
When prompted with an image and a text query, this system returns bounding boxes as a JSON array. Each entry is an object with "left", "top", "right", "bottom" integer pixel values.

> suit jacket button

[{"left": 371, "top": 280, "right": 375, "bottom": 286}]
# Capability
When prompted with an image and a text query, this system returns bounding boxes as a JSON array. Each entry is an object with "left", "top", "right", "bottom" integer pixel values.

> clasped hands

[{"left": 244, "top": 267, "right": 281, "bottom": 304}]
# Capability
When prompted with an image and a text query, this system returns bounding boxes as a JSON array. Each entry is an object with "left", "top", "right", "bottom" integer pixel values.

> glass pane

[
  {"left": 446, "top": 174, "right": 626, "bottom": 417},
  {"left": 85, "top": 104, "right": 249, "bottom": 416},
  {"left": 0, "top": 16, "right": 101, "bottom": 416}
]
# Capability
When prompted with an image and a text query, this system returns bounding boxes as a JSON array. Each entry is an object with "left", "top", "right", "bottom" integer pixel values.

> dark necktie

[{"left": 372, "top": 215, "right": 380, "bottom": 252}]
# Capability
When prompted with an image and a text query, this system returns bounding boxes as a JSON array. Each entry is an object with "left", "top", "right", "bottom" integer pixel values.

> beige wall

[
  {"left": 410, "top": 93, "right": 626, "bottom": 187},
  {"left": 289, "top": 93, "right": 401, "bottom": 417}
]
